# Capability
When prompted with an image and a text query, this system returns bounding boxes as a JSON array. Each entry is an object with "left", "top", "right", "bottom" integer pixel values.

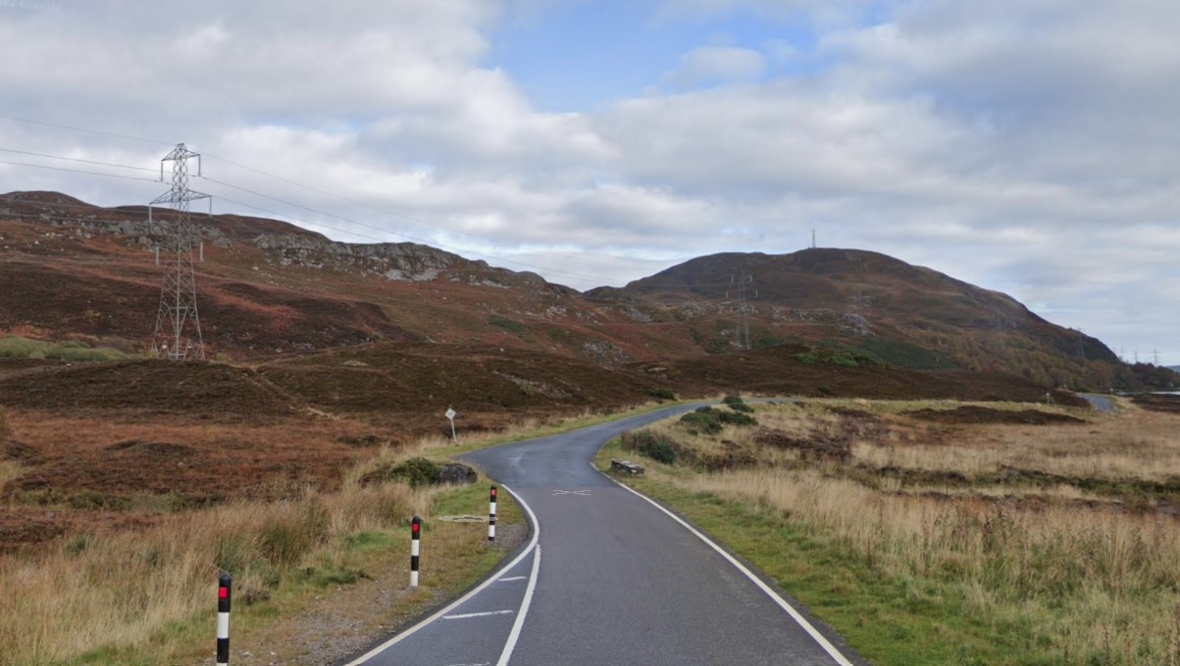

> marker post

[
  {"left": 489, "top": 486, "right": 497, "bottom": 542},
  {"left": 216, "top": 573, "right": 232, "bottom": 666},
  {"left": 410, "top": 516, "right": 421, "bottom": 588}
]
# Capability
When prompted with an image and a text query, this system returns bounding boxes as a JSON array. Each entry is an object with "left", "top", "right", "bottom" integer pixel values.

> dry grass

[
  {"left": 0, "top": 402, "right": 636, "bottom": 665},
  {"left": 0, "top": 478, "right": 431, "bottom": 665},
  {"left": 673, "top": 466, "right": 1180, "bottom": 663},
  {"left": 624, "top": 399, "right": 1180, "bottom": 665}
]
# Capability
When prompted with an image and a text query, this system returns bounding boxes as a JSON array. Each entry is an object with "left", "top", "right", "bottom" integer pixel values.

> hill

[
  {"left": 590, "top": 249, "right": 1158, "bottom": 391},
  {"left": 0, "top": 190, "right": 1161, "bottom": 392}
]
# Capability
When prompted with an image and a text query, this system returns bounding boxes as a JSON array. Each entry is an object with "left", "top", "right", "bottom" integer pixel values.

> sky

[{"left": 0, "top": 0, "right": 1177, "bottom": 366}]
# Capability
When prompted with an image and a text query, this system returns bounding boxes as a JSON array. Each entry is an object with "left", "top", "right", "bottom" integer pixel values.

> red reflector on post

[
  {"left": 219, "top": 586, "right": 228, "bottom": 600},
  {"left": 412, "top": 523, "right": 420, "bottom": 533}
]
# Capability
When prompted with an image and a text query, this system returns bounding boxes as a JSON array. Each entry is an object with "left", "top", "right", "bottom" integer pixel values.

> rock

[
  {"left": 611, "top": 459, "right": 645, "bottom": 475},
  {"left": 437, "top": 463, "right": 477, "bottom": 485}
]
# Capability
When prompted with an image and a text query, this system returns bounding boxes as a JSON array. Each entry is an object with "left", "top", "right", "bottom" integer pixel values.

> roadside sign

[{"left": 445, "top": 408, "right": 457, "bottom": 443}]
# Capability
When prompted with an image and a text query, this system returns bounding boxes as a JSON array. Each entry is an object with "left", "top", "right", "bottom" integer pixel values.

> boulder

[{"left": 438, "top": 463, "right": 478, "bottom": 485}]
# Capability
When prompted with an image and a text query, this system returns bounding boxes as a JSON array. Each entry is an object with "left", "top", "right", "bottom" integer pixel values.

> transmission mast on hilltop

[{"left": 149, "top": 144, "right": 209, "bottom": 361}]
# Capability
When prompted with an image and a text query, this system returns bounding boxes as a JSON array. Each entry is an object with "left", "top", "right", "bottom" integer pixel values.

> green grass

[
  {"left": 594, "top": 439, "right": 1105, "bottom": 666},
  {"left": 489, "top": 315, "right": 530, "bottom": 339},
  {"left": 0, "top": 335, "right": 136, "bottom": 362}
]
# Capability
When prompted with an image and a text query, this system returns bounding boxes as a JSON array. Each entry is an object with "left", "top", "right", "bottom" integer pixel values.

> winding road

[{"left": 342, "top": 406, "right": 864, "bottom": 666}]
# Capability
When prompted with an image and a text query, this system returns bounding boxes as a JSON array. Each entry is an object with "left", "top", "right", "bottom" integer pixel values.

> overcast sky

[{"left": 1, "top": 0, "right": 1177, "bottom": 365}]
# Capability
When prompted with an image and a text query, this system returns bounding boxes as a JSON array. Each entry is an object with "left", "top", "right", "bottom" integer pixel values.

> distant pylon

[{"left": 149, "top": 143, "right": 209, "bottom": 361}]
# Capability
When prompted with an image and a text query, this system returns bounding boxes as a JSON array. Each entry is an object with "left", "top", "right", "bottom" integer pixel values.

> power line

[
  {"left": 0, "top": 117, "right": 627, "bottom": 284},
  {"left": 0, "top": 138, "right": 628, "bottom": 285},
  {"left": 0, "top": 158, "right": 160, "bottom": 183},
  {"left": 0, "top": 114, "right": 171, "bottom": 146},
  {"left": 1, "top": 191, "right": 787, "bottom": 335},
  {"left": 198, "top": 174, "right": 619, "bottom": 285},
  {"left": 0, "top": 148, "right": 158, "bottom": 172}
]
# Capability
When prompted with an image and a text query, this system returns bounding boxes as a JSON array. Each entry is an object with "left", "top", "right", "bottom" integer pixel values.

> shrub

[
  {"left": 681, "top": 409, "right": 723, "bottom": 434},
  {"left": 716, "top": 411, "right": 758, "bottom": 427},
  {"left": 621, "top": 430, "right": 678, "bottom": 465},
  {"left": 817, "top": 385, "right": 833, "bottom": 396},
  {"left": 386, "top": 457, "right": 443, "bottom": 488},
  {"left": 648, "top": 387, "right": 676, "bottom": 401},
  {"left": 722, "top": 395, "right": 754, "bottom": 413}
]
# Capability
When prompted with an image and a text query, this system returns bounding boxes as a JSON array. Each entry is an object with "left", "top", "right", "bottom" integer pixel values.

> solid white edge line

[
  {"left": 342, "top": 483, "right": 541, "bottom": 666},
  {"left": 496, "top": 543, "right": 541, "bottom": 666},
  {"left": 596, "top": 462, "right": 857, "bottom": 666}
]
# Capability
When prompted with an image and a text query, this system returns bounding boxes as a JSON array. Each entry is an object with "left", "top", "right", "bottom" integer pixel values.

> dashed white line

[
  {"left": 340, "top": 483, "right": 541, "bottom": 666},
  {"left": 445, "top": 610, "right": 514, "bottom": 620}
]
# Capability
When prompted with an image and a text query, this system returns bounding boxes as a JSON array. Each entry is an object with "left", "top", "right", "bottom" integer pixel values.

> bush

[
  {"left": 716, "top": 410, "right": 758, "bottom": 427},
  {"left": 722, "top": 395, "right": 754, "bottom": 413},
  {"left": 386, "top": 457, "right": 443, "bottom": 488},
  {"left": 681, "top": 409, "right": 723, "bottom": 434},
  {"left": 621, "top": 430, "right": 678, "bottom": 465},
  {"left": 648, "top": 387, "right": 676, "bottom": 401}
]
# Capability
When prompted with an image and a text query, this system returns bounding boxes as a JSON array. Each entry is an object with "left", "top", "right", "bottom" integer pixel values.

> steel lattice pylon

[{"left": 150, "top": 143, "right": 210, "bottom": 361}]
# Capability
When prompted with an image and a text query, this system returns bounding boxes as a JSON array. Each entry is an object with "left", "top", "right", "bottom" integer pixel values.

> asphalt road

[
  {"left": 343, "top": 405, "right": 864, "bottom": 666},
  {"left": 1080, "top": 393, "right": 1117, "bottom": 413}
]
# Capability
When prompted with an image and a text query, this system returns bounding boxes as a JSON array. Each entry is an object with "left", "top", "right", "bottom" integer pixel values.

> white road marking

[
  {"left": 601, "top": 472, "right": 858, "bottom": 666},
  {"left": 340, "top": 483, "right": 541, "bottom": 666},
  {"left": 445, "top": 610, "right": 514, "bottom": 620},
  {"left": 498, "top": 576, "right": 527, "bottom": 582},
  {"left": 551, "top": 489, "right": 591, "bottom": 496},
  {"left": 496, "top": 543, "right": 541, "bottom": 666}
]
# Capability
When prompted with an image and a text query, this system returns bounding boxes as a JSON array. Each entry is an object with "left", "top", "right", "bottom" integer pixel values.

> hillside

[
  {"left": 0, "top": 190, "right": 1165, "bottom": 392},
  {"left": 590, "top": 249, "right": 1164, "bottom": 391}
]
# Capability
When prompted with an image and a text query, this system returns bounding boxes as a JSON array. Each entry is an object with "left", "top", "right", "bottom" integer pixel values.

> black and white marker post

[
  {"left": 216, "top": 573, "right": 232, "bottom": 666},
  {"left": 489, "top": 485, "right": 497, "bottom": 542},
  {"left": 410, "top": 516, "right": 421, "bottom": 588}
]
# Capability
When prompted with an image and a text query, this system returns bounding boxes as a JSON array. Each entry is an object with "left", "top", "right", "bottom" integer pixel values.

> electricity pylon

[{"left": 149, "top": 143, "right": 209, "bottom": 361}]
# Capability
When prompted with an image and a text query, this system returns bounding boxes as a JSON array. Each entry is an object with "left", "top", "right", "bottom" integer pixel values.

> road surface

[
  {"left": 342, "top": 405, "right": 864, "bottom": 666},
  {"left": 1080, "top": 393, "right": 1117, "bottom": 412}
]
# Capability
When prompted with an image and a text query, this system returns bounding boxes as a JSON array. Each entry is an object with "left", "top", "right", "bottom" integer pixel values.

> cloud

[
  {"left": 2, "top": 0, "right": 1180, "bottom": 362},
  {"left": 661, "top": 46, "right": 768, "bottom": 89}
]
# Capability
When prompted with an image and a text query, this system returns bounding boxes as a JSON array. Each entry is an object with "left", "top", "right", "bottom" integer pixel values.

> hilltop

[
  {"left": 1, "top": 188, "right": 1159, "bottom": 557},
  {"left": 1, "top": 190, "right": 1171, "bottom": 395}
]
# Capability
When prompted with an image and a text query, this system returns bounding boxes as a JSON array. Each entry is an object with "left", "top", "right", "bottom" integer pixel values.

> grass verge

[
  {"left": 0, "top": 471, "right": 523, "bottom": 666},
  {"left": 596, "top": 399, "right": 1180, "bottom": 666}
]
